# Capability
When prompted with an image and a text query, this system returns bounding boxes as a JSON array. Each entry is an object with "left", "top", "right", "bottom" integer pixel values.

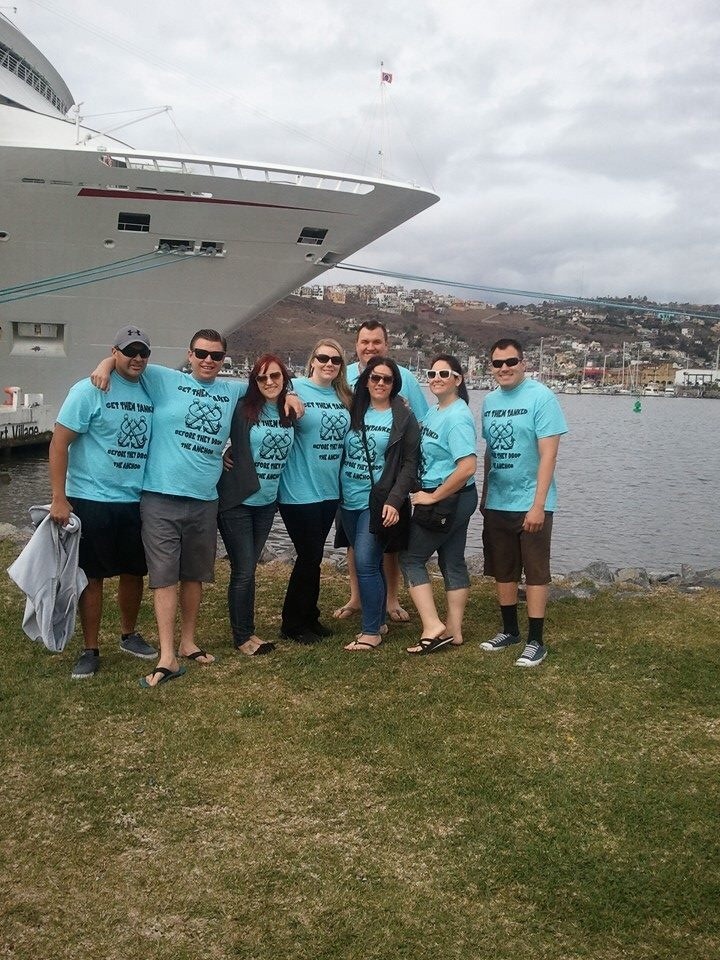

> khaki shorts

[
  {"left": 482, "top": 509, "right": 553, "bottom": 585},
  {"left": 140, "top": 492, "right": 218, "bottom": 588}
]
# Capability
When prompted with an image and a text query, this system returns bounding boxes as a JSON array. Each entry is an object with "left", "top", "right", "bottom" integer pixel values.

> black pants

[{"left": 278, "top": 499, "right": 338, "bottom": 635}]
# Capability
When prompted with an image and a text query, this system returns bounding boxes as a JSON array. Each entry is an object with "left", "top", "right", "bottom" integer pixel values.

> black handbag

[{"left": 412, "top": 490, "right": 461, "bottom": 531}]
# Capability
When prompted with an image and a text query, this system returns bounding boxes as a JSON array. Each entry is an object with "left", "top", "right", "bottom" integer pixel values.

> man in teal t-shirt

[
  {"left": 49, "top": 326, "right": 157, "bottom": 680},
  {"left": 479, "top": 337, "right": 568, "bottom": 668},
  {"left": 341, "top": 319, "right": 427, "bottom": 623}
]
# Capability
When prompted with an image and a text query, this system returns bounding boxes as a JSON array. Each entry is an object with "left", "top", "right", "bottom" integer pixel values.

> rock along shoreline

[{"left": 2, "top": 523, "right": 718, "bottom": 600}]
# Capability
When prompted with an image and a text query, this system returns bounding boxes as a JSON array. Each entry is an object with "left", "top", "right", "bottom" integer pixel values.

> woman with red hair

[{"left": 217, "top": 354, "right": 295, "bottom": 655}]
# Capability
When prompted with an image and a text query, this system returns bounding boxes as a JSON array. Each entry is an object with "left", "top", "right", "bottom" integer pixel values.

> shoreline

[{"left": 4, "top": 521, "right": 717, "bottom": 599}]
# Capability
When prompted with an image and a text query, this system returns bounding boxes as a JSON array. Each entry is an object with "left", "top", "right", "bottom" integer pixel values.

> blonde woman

[{"left": 278, "top": 339, "right": 352, "bottom": 644}]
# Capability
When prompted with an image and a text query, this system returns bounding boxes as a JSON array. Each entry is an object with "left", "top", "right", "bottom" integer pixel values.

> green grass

[{"left": 1, "top": 541, "right": 718, "bottom": 960}]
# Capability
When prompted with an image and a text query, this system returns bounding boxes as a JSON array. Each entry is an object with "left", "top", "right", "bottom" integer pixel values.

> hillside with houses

[{"left": 224, "top": 284, "right": 720, "bottom": 394}]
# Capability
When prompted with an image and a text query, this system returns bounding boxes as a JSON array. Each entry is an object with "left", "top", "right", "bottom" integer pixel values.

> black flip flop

[
  {"left": 407, "top": 636, "right": 454, "bottom": 656},
  {"left": 181, "top": 649, "right": 214, "bottom": 663},
  {"left": 138, "top": 665, "right": 186, "bottom": 688}
]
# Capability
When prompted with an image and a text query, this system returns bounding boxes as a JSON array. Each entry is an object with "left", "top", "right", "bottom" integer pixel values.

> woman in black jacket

[
  {"left": 217, "top": 354, "right": 295, "bottom": 655},
  {"left": 338, "top": 356, "right": 419, "bottom": 651}
]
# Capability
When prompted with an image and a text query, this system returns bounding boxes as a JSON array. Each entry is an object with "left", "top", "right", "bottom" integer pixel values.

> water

[{"left": 2, "top": 394, "right": 718, "bottom": 573}]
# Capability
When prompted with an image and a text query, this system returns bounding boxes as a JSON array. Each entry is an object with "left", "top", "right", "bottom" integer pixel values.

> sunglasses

[
  {"left": 119, "top": 345, "right": 150, "bottom": 359},
  {"left": 192, "top": 348, "right": 225, "bottom": 361},
  {"left": 491, "top": 357, "right": 522, "bottom": 368},
  {"left": 369, "top": 373, "right": 394, "bottom": 385},
  {"left": 314, "top": 353, "right": 342, "bottom": 366},
  {"left": 426, "top": 369, "right": 459, "bottom": 380},
  {"left": 256, "top": 371, "right": 283, "bottom": 384}
]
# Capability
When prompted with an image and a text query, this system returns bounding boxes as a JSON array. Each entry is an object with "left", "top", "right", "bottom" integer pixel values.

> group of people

[{"left": 47, "top": 319, "right": 567, "bottom": 686}]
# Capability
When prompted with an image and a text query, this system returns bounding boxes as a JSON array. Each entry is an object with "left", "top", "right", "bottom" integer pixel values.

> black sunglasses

[
  {"left": 256, "top": 371, "right": 283, "bottom": 384},
  {"left": 426, "top": 369, "right": 458, "bottom": 380},
  {"left": 314, "top": 353, "right": 342, "bottom": 365},
  {"left": 369, "top": 373, "right": 394, "bottom": 385},
  {"left": 119, "top": 345, "right": 151, "bottom": 359},
  {"left": 192, "top": 348, "right": 225, "bottom": 361},
  {"left": 491, "top": 357, "right": 522, "bottom": 368}
]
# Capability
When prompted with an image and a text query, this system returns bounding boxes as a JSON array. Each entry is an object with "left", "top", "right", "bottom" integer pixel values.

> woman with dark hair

[
  {"left": 217, "top": 354, "right": 295, "bottom": 655},
  {"left": 339, "top": 356, "right": 419, "bottom": 651},
  {"left": 277, "top": 338, "right": 352, "bottom": 644},
  {"left": 401, "top": 354, "right": 478, "bottom": 655}
]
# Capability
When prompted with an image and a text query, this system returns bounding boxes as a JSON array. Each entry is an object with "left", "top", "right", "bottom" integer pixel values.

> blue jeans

[
  {"left": 340, "top": 507, "right": 386, "bottom": 635},
  {"left": 400, "top": 485, "right": 478, "bottom": 591},
  {"left": 218, "top": 502, "right": 276, "bottom": 645}
]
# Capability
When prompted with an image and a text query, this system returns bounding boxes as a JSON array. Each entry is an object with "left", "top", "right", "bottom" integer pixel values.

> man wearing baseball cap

[{"left": 49, "top": 327, "right": 157, "bottom": 678}]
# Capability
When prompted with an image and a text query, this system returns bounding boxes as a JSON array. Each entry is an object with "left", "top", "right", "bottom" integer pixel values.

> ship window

[
  {"left": 199, "top": 241, "right": 224, "bottom": 256},
  {"left": 21, "top": 178, "right": 45, "bottom": 184},
  {"left": 158, "top": 239, "right": 194, "bottom": 253},
  {"left": 118, "top": 213, "right": 151, "bottom": 232},
  {"left": 10, "top": 321, "right": 66, "bottom": 358},
  {"left": 297, "top": 227, "right": 328, "bottom": 246}
]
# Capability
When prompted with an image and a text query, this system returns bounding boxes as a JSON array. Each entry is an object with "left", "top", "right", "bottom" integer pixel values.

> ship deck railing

[{"left": 100, "top": 150, "right": 382, "bottom": 195}]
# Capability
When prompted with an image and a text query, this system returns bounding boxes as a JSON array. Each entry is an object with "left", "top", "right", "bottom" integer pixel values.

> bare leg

[
  {"left": 78, "top": 578, "right": 103, "bottom": 650},
  {"left": 525, "top": 584, "right": 549, "bottom": 619},
  {"left": 384, "top": 553, "right": 410, "bottom": 621},
  {"left": 445, "top": 587, "right": 469, "bottom": 645},
  {"left": 145, "top": 584, "right": 180, "bottom": 685},
  {"left": 117, "top": 574, "right": 143, "bottom": 634},
  {"left": 334, "top": 547, "right": 361, "bottom": 618},
  {"left": 496, "top": 581, "right": 519, "bottom": 606},
  {"left": 178, "top": 580, "right": 214, "bottom": 664},
  {"left": 405, "top": 582, "right": 445, "bottom": 652}
]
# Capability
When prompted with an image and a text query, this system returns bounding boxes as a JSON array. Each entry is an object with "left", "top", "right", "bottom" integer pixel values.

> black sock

[
  {"left": 528, "top": 618, "right": 545, "bottom": 646},
  {"left": 84, "top": 648, "right": 99, "bottom": 656},
  {"left": 121, "top": 633, "right": 130, "bottom": 641},
  {"left": 500, "top": 604, "right": 520, "bottom": 636}
]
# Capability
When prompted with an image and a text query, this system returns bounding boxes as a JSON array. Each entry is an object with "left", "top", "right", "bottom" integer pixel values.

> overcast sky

[{"left": 13, "top": 0, "right": 720, "bottom": 305}]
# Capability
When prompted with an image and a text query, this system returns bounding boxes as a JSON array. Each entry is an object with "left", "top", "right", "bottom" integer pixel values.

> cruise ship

[{"left": 0, "top": 15, "right": 438, "bottom": 448}]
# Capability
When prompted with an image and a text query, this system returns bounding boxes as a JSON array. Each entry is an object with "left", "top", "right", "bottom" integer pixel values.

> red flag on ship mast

[{"left": 381, "top": 71, "right": 393, "bottom": 83}]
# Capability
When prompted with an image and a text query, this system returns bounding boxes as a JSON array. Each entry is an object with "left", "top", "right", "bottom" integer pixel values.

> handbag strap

[{"left": 360, "top": 424, "right": 377, "bottom": 488}]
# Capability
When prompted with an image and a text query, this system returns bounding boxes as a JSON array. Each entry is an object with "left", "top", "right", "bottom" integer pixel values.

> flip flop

[
  {"left": 181, "top": 649, "right": 215, "bottom": 664},
  {"left": 406, "top": 636, "right": 455, "bottom": 656},
  {"left": 344, "top": 638, "right": 382, "bottom": 652},
  {"left": 236, "top": 640, "right": 275, "bottom": 656},
  {"left": 138, "top": 665, "right": 186, "bottom": 688},
  {"left": 333, "top": 604, "right": 360, "bottom": 620},
  {"left": 387, "top": 606, "right": 410, "bottom": 623}
]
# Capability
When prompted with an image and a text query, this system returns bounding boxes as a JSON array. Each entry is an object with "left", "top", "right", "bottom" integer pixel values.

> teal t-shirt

[
  {"left": 419, "top": 399, "right": 477, "bottom": 489},
  {"left": 140, "top": 366, "right": 247, "bottom": 501},
  {"left": 340, "top": 406, "right": 393, "bottom": 510},
  {"left": 243, "top": 402, "right": 295, "bottom": 507},
  {"left": 278, "top": 378, "right": 350, "bottom": 504},
  {"left": 481, "top": 377, "right": 568, "bottom": 511},
  {"left": 57, "top": 372, "right": 154, "bottom": 502},
  {"left": 347, "top": 362, "right": 429, "bottom": 420}
]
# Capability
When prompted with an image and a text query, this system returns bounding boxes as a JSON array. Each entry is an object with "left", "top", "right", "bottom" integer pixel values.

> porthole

[
  {"left": 0, "top": 231, "right": 9, "bottom": 241},
  {"left": 104, "top": 239, "right": 115, "bottom": 248}
]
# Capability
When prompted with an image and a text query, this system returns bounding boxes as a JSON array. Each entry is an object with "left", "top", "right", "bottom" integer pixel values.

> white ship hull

[{"left": 0, "top": 17, "right": 438, "bottom": 445}]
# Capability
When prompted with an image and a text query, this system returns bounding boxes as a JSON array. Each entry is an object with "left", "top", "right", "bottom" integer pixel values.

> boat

[
  {"left": 642, "top": 383, "right": 661, "bottom": 396},
  {"left": 0, "top": 15, "right": 438, "bottom": 448}
]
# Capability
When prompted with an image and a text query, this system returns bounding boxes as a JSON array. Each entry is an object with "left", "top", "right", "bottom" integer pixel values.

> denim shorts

[{"left": 400, "top": 484, "right": 478, "bottom": 591}]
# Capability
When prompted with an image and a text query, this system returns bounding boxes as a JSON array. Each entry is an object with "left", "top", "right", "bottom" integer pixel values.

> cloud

[{"left": 12, "top": 0, "right": 720, "bottom": 302}]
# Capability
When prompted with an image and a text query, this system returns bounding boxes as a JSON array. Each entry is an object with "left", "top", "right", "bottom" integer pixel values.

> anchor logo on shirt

[
  {"left": 347, "top": 432, "right": 376, "bottom": 464},
  {"left": 117, "top": 415, "right": 148, "bottom": 449},
  {"left": 259, "top": 431, "right": 292, "bottom": 461},
  {"left": 320, "top": 412, "right": 347, "bottom": 442},
  {"left": 489, "top": 420, "right": 515, "bottom": 451},
  {"left": 186, "top": 401, "right": 222, "bottom": 435}
]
